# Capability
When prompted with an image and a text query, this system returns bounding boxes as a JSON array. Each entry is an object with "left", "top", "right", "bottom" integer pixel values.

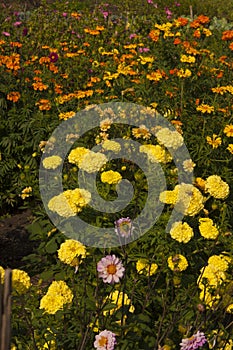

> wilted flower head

[
  {"left": 180, "top": 331, "right": 207, "bottom": 350},
  {"left": 97, "top": 255, "right": 125, "bottom": 284},
  {"left": 94, "top": 330, "right": 116, "bottom": 350},
  {"left": 115, "top": 217, "right": 133, "bottom": 238}
]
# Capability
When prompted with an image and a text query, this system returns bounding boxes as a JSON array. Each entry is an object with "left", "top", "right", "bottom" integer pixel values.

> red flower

[{"left": 49, "top": 52, "right": 58, "bottom": 63}]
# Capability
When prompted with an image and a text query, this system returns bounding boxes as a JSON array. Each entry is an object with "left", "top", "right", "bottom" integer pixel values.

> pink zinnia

[
  {"left": 97, "top": 255, "right": 125, "bottom": 284},
  {"left": 180, "top": 331, "right": 207, "bottom": 350},
  {"left": 94, "top": 330, "right": 116, "bottom": 350}
]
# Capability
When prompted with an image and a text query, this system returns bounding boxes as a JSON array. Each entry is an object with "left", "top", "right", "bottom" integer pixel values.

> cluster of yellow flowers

[
  {"left": 101, "top": 170, "right": 122, "bottom": 185},
  {"left": 57, "top": 239, "right": 86, "bottom": 270},
  {"left": 42, "top": 155, "right": 62, "bottom": 169},
  {"left": 0, "top": 267, "right": 31, "bottom": 294},
  {"left": 78, "top": 150, "right": 107, "bottom": 173},
  {"left": 198, "top": 218, "right": 219, "bottom": 239},
  {"left": 156, "top": 127, "right": 184, "bottom": 149},
  {"left": 170, "top": 221, "right": 194, "bottom": 243},
  {"left": 139, "top": 144, "right": 172, "bottom": 163},
  {"left": 40, "top": 280, "right": 73, "bottom": 314},
  {"left": 136, "top": 259, "right": 158, "bottom": 275},
  {"left": 198, "top": 254, "right": 231, "bottom": 308},
  {"left": 20, "top": 186, "right": 32, "bottom": 200},
  {"left": 160, "top": 183, "right": 205, "bottom": 217},
  {"left": 48, "top": 188, "right": 91, "bottom": 217},
  {"left": 68, "top": 147, "right": 89, "bottom": 166}
]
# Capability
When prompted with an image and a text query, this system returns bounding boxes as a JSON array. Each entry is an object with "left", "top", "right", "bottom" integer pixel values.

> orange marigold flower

[
  {"left": 54, "top": 84, "right": 63, "bottom": 94},
  {"left": 39, "top": 57, "right": 51, "bottom": 64},
  {"left": 190, "top": 15, "right": 209, "bottom": 28},
  {"left": 5, "top": 53, "right": 20, "bottom": 70},
  {"left": 174, "top": 17, "right": 189, "bottom": 27},
  {"left": 10, "top": 41, "right": 22, "bottom": 48},
  {"left": 229, "top": 42, "right": 233, "bottom": 50},
  {"left": 173, "top": 38, "right": 182, "bottom": 45},
  {"left": 227, "top": 144, "right": 233, "bottom": 154},
  {"left": 193, "top": 29, "right": 201, "bottom": 38},
  {"left": 49, "top": 63, "right": 59, "bottom": 73},
  {"left": 149, "top": 29, "right": 160, "bottom": 42},
  {"left": 7, "top": 91, "right": 20, "bottom": 102},
  {"left": 222, "top": 30, "right": 233, "bottom": 40},
  {"left": 224, "top": 124, "right": 233, "bottom": 137},
  {"left": 32, "top": 82, "right": 48, "bottom": 91},
  {"left": 36, "top": 99, "right": 51, "bottom": 111}
]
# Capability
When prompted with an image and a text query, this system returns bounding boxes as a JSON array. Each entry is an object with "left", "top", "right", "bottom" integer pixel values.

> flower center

[
  {"left": 107, "top": 264, "right": 117, "bottom": 274},
  {"left": 99, "top": 336, "right": 108, "bottom": 346}
]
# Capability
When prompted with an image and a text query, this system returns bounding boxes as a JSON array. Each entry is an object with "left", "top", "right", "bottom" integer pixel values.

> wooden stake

[{"left": 0, "top": 268, "right": 12, "bottom": 350}]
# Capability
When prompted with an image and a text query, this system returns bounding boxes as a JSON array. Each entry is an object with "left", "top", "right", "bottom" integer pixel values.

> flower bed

[{"left": 0, "top": 1, "right": 233, "bottom": 349}]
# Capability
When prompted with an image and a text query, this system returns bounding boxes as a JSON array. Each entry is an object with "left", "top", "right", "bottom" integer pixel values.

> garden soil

[{"left": 0, "top": 209, "right": 36, "bottom": 269}]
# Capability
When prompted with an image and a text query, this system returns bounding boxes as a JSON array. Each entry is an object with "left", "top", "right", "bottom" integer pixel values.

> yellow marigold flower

[
  {"left": 140, "top": 144, "right": 172, "bottom": 163},
  {"left": 159, "top": 189, "right": 178, "bottom": 204},
  {"left": 12, "top": 269, "right": 31, "bottom": 294},
  {"left": 198, "top": 264, "right": 226, "bottom": 289},
  {"left": 199, "top": 218, "right": 219, "bottom": 239},
  {"left": 205, "top": 175, "right": 229, "bottom": 199},
  {"left": 224, "top": 124, "right": 233, "bottom": 137},
  {"left": 100, "top": 118, "right": 113, "bottom": 131},
  {"left": 183, "top": 159, "right": 196, "bottom": 172},
  {"left": 59, "top": 111, "right": 75, "bottom": 120},
  {"left": 203, "top": 28, "right": 212, "bottom": 36},
  {"left": 227, "top": 144, "right": 233, "bottom": 154},
  {"left": 68, "top": 147, "right": 89, "bottom": 166},
  {"left": 195, "top": 177, "right": 206, "bottom": 190},
  {"left": 170, "top": 221, "right": 194, "bottom": 243},
  {"left": 180, "top": 55, "right": 196, "bottom": 63},
  {"left": 48, "top": 188, "right": 91, "bottom": 217},
  {"left": 139, "top": 56, "right": 154, "bottom": 64},
  {"left": 136, "top": 259, "right": 158, "bottom": 276},
  {"left": 7, "top": 91, "right": 21, "bottom": 102},
  {"left": 21, "top": 186, "right": 32, "bottom": 200},
  {"left": 226, "top": 303, "right": 233, "bottom": 313},
  {"left": 58, "top": 239, "right": 86, "bottom": 268},
  {"left": 167, "top": 254, "right": 188, "bottom": 272},
  {"left": 103, "top": 290, "right": 134, "bottom": 316},
  {"left": 199, "top": 289, "right": 220, "bottom": 308},
  {"left": 146, "top": 70, "right": 163, "bottom": 81},
  {"left": 102, "top": 140, "right": 121, "bottom": 152},
  {"left": 208, "top": 254, "right": 231, "bottom": 272},
  {"left": 79, "top": 151, "right": 107, "bottom": 173},
  {"left": 206, "top": 134, "right": 222, "bottom": 148},
  {"left": 132, "top": 125, "right": 151, "bottom": 140},
  {"left": 196, "top": 104, "right": 214, "bottom": 114},
  {"left": 156, "top": 127, "right": 183, "bottom": 149},
  {"left": 42, "top": 155, "right": 62, "bottom": 169},
  {"left": 40, "top": 280, "right": 73, "bottom": 314},
  {"left": 0, "top": 266, "right": 5, "bottom": 282},
  {"left": 101, "top": 170, "right": 122, "bottom": 185},
  {"left": 177, "top": 68, "right": 192, "bottom": 78},
  {"left": 211, "top": 86, "right": 227, "bottom": 94}
]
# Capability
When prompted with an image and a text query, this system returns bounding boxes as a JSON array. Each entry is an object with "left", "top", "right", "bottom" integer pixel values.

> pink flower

[
  {"left": 62, "top": 12, "right": 67, "bottom": 17},
  {"left": 165, "top": 7, "right": 173, "bottom": 19},
  {"left": 147, "top": 0, "right": 153, "bottom": 3},
  {"left": 94, "top": 330, "right": 116, "bottom": 350},
  {"left": 138, "top": 47, "right": 150, "bottom": 53},
  {"left": 115, "top": 217, "right": 133, "bottom": 238},
  {"left": 13, "top": 21, "right": 22, "bottom": 26},
  {"left": 97, "top": 255, "right": 125, "bottom": 284},
  {"left": 2, "top": 31, "right": 10, "bottom": 36},
  {"left": 180, "top": 331, "right": 207, "bottom": 350},
  {"left": 129, "top": 33, "right": 137, "bottom": 39}
]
